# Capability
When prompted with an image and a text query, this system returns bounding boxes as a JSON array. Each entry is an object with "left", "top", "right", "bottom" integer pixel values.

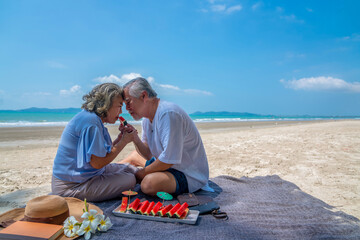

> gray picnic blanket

[{"left": 91, "top": 175, "right": 360, "bottom": 240}]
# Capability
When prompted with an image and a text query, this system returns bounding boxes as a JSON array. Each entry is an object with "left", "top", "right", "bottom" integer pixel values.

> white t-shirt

[{"left": 141, "top": 101, "right": 210, "bottom": 193}]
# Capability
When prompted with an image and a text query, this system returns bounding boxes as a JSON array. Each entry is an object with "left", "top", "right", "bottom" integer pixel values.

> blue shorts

[{"left": 145, "top": 157, "right": 189, "bottom": 196}]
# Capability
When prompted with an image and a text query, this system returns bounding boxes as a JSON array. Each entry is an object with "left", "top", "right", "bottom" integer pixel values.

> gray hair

[
  {"left": 81, "top": 83, "right": 123, "bottom": 119},
  {"left": 123, "top": 77, "right": 157, "bottom": 98}
]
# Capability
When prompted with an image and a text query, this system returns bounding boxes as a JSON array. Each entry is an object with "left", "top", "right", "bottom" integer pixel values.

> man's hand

[
  {"left": 121, "top": 129, "right": 138, "bottom": 144},
  {"left": 116, "top": 123, "right": 137, "bottom": 144},
  {"left": 135, "top": 159, "right": 174, "bottom": 182},
  {"left": 119, "top": 123, "right": 137, "bottom": 133}
]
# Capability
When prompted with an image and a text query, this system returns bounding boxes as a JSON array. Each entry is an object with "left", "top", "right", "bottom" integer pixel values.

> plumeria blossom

[
  {"left": 77, "top": 221, "right": 95, "bottom": 240},
  {"left": 97, "top": 214, "right": 113, "bottom": 232},
  {"left": 82, "top": 209, "right": 100, "bottom": 230},
  {"left": 63, "top": 198, "right": 112, "bottom": 239},
  {"left": 63, "top": 216, "right": 80, "bottom": 238}
]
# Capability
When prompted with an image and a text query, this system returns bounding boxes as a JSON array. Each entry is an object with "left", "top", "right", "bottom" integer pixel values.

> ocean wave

[
  {"left": 0, "top": 121, "right": 70, "bottom": 127},
  {"left": 0, "top": 117, "right": 357, "bottom": 128},
  {"left": 0, "top": 120, "right": 142, "bottom": 128},
  {"left": 191, "top": 117, "right": 329, "bottom": 122}
]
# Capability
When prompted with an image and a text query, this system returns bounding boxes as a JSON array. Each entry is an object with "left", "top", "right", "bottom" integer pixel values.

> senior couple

[{"left": 51, "top": 77, "right": 211, "bottom": 202}]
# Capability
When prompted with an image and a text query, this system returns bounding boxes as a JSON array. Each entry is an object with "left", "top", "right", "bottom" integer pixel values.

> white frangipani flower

[
  {"left": 63, "top": 199, "right": 112, "bottom": 239},
  {"left": 63, "top": 216, "right": 80, "bottom": 238},
  {"left": 96, "top": 214, "right": 113, "bottom": 232},
  {"left": 77, "top": 221, "right": 95, "bottom": 240},
  {"left": 81, "top": 209, "right": 100, "bottom": 230}
]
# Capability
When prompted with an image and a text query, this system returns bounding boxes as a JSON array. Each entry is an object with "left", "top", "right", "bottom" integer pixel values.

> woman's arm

[
  {"left": 120, "top": 123, "right": 153, "bottom": 160},
  {"left": 90, "top": 130, "right": 134, "bottom": 169},
  {"left": 112, "top": 133, "right": 122, "bottom": 146}
]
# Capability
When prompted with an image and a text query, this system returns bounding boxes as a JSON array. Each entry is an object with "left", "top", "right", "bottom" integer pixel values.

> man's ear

[{"left": 141, "top": 91, "right": 148, "bottom": 101}]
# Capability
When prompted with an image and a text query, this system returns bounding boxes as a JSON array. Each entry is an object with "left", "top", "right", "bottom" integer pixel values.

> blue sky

[{"left": 0, "top": 0, "right": 359, "bottom": 116}]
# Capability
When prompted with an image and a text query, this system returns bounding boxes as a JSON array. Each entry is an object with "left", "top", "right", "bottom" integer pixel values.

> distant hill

[
  {"left": 189, "top": 111, "right": 360, "bottom": 118},
  {"left": 190, "top": 111, "right": 276, "bottom": 118},
  {"left": 0, "top": 107, "right": 82, "bottom": 113}
]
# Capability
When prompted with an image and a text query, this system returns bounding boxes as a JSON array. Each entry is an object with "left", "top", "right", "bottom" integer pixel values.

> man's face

[
  {"left": 123, "top": 88, "right": 144, "bottom": 120},
  {"left": 104, "top": 95, "right": 123, "bottom": 124}
]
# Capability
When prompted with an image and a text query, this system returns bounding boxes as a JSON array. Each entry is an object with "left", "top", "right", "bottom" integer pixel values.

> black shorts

[{"left": 145, "top": 157, "right": 189, "bottom": 196}]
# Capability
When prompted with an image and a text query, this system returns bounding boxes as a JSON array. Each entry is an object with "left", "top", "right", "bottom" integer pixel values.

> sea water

[{"left": 0, "top": 109, "right": 358, "bottom": 128}]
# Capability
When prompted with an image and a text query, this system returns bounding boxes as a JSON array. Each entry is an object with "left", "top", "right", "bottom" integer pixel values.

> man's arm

[{"left": 132, "top": 134, "right": 153, "bottom": 160}]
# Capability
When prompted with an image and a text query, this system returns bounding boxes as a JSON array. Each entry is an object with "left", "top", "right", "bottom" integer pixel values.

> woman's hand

[
  {"left": 114, "top": 124, "right": 137, "bottom": 146},
  {"left": 112, "top": 131, "right": 122, "bottom": 146},
  {"left": 119, "top": 123, "right": 137, "bottom": 133},
  {"left": 121, "top": 130, "right": 133, "bottom": 144},
  {"left": 120, "top": 126, "right": 138, "bottom": 144}
]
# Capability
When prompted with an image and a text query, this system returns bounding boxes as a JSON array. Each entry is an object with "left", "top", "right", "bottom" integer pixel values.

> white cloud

[
  {"left": 306, "top": 8, "right": 313, "bottom": 12},
  {"left": 203, "top": 1, "right": 242, "bottom": 14},
  {"left": 210, "top": 4, "right": 242, "bottom": 14},
  {"left": 158, "top": 84, "right": 214, "bottom": 96},
  {"left": 95, "top": 73, "right": 142, "bottom": 85},
  {"left": 226, "top": 5, "right": 242, "bottom": 14},
  {"left": 60, "top": 85, "right": 81, "bottom": 95},
  {"left": 47, "top": 61, "right": 67, "bottom": 69},
  {"left": 276, "top": 6, "right": 284, "bottom": 13},
  {"left": 184, "top": 89, "right": 213, "bottom": 96},
  {"left": 96, "top": 74, "right": 121, "bottom": 83},
  {"left": 147, "top": 76, "right": 155, "bottom": 84},
  {"left": 280, "top": 14, "right": 304, "bottom": 24},
  {"left": 211, "top": 4, "right": 226, "bottom": 12},
  {"left": 276, "top": 6, "right": 304, "bottom": 24},
  {"left": 252, "top": 2, "right": 262, "bottom": 10},
  {"left": 341, "top": 33, "right": 360, "bottom": 42},
  {"left": 156, "top": 83, "right": 213, "bottom": 96},
  {"left": 95, "top": 73, "right": 213, "bottom": 96},
  {"left": 280, "top": 76, "right": 360, "bottom": 93},
  {"left": 158, "top": 84, "right": 180, "bottom": 91}
]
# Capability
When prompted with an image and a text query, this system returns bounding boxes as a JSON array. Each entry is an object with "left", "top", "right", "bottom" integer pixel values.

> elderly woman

[{"left": 52, "top": 83, "right": 137, "bottom": 202}]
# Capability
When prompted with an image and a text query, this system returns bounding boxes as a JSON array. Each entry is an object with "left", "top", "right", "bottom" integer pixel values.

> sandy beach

[{"left": 0, "top": 120, "right": 359, "bottom": 219}]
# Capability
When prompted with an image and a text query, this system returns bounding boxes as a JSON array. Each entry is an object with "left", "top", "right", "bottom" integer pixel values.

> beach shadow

[{"left": 0, "top": 185, "right": 50, "bottom": 214}]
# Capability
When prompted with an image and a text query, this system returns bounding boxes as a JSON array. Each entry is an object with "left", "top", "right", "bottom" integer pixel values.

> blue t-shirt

[{"left": 52, "top": 110, "right": 112, "bottom": 183}]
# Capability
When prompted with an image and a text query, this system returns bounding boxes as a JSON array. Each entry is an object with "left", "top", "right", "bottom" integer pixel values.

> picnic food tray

[{"left": 112, "top": 207, "right": 199, "bottom": 225}]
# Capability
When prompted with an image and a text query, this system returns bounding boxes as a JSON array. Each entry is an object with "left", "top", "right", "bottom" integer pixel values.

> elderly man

[{"left": 122, "top": 77, "right": 211, "bottom": 196}]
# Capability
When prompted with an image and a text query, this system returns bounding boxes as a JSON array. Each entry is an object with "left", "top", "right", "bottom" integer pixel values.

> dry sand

[{"left": 0, "top": 120, "right": 359, "bottom": 219}]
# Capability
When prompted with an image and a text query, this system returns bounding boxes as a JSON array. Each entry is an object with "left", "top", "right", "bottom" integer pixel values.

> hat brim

[{"left": 0, "top": 197, "right": 103, "bottom": 227}]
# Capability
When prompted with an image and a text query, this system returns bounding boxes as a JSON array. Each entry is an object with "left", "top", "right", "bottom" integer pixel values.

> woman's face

[{"left": 103, "top": 95, "right": 123, "bottom": 124}]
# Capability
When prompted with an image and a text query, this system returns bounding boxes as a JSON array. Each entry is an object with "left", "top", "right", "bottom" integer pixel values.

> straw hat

[{"left": 0, "top": 195, "right": 102, "bottom": 228}]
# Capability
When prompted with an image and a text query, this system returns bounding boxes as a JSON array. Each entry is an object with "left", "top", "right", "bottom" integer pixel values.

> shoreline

[
  {"left": 0, "top": 119, "right": 359, "bottom": 219},
  {"left": 0, "top": 119, "right": 349, "bottom": 142}
]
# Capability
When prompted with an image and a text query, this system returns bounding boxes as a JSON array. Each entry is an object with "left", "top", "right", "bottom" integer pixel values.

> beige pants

[{"left": 51, "top": 163, "right": 137, "bottom": 202}]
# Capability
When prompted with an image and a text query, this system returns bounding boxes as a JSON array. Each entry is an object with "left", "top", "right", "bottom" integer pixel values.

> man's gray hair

[
  {"left": 123, "top": 77, "right": 157, "bottom": 98},
  {"left": 81, "top": 83, "right": 123, "bottom": 118}
]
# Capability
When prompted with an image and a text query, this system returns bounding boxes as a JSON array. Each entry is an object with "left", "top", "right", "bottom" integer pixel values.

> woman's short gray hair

[
  {"left": 123, "top": 77, "right": 157, "bottom": 98},
  {"left": 81, "top": 83, "right": 123, "bottom": 119}
]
